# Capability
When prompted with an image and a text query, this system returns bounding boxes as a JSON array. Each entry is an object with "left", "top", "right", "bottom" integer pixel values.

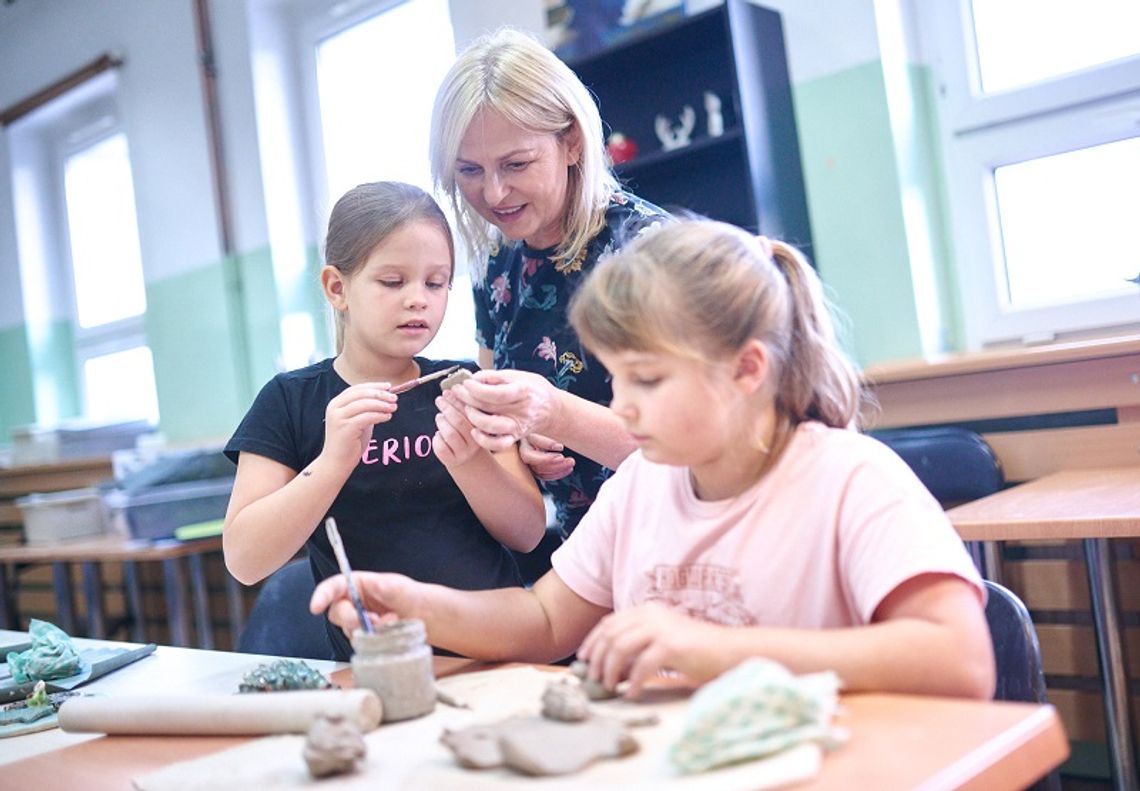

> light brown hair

[
  {"left": 430, "top": 27, "right": 618, "bottom": 281},
  {"left": 324, "top": 181, "right": 454, "bottom": 353},
  {"left": 569, "top": 220, "right": 864, "bottom": 443}
]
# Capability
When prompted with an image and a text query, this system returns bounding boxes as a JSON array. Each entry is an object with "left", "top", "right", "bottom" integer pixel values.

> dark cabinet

[{"left": 565, "top": 0, "right": 813, "bottom": 255}]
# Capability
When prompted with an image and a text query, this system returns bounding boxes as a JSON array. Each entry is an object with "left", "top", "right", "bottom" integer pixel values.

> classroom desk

[
  {"left": 0, "top": 630, "right": 1068, "bottom": 790},
  {"left": 0, "top": 535, "right": 240, "bottom": 649},
  {"left": 948, "top": 466, "right": 1140, "bottom": 791}
]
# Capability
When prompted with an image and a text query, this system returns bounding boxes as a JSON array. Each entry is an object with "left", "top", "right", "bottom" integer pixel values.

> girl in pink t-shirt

[{"left": 311, "top": 220, "right": 995, "bottom": 700}]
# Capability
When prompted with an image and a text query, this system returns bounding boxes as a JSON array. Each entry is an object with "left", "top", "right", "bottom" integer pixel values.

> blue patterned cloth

[{"left": 473, "top": 191, "right": 669, "bottom": 535}]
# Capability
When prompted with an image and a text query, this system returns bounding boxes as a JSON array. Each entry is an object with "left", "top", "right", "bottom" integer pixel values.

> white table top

[{"left": 0, "top": 629, "right": 347, "bottom": 766}]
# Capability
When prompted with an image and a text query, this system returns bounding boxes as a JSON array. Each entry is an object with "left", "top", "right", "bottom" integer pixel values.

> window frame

[
  {"left": 920, "top": 1, "right": 1140, "bottom": 348},
  {"left": 52, "top": 98, "right": 155, "bottom": 419}
]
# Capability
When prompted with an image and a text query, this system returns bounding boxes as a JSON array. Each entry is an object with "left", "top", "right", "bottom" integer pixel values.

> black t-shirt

[{"left": 224, "top": 356, "right": 521, "bottom": 660}]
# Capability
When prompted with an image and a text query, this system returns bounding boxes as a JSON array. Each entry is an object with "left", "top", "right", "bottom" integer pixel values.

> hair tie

[{"left": 755, "top": 235, "right": 774, "bottom": 260}]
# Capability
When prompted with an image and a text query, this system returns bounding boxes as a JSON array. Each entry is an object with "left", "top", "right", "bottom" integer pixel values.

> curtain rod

[{"left": 0, "top": 53, "right": 124, "bottom": 127}]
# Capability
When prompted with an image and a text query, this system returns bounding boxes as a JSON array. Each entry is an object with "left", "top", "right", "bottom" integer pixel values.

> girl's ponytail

[{"left": 768, "top": 241, "right": 862, "bottom": 429}]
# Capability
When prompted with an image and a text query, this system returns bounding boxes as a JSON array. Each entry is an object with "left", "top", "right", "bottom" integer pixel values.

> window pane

[
  {"left": 64, "top": 132, "right": 147, "bottom": 328},
  {"left": 316, "top": 0, "right": 456, "bottom": 198},
  {"left": 84, "top": 346, "right": 159, "bottom": 424},
  {"left": 971, "top": 0, "right": 1140, "bottom": 93},
  {"left": 995, "top": 137, "right": 1140, "bottom": 309}
]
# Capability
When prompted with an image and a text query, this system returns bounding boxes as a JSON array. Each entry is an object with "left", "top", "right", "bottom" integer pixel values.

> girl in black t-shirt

[{"left": 223, "top": 182, "right": 545, "bottom": 660}]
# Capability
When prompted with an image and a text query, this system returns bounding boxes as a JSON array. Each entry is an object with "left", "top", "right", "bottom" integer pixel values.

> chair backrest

[
  {"left": 870, "top": 427, "right": 1003, "bottom": 506},
  {"left": 984, "top": 579, "right": 1049, "bottom": 705},
  {"left": 983, "top": 580, "right": 1061, "bottom": 791},
  {"left": 236, "top": 558, "right": 334, "bottom": 660}
]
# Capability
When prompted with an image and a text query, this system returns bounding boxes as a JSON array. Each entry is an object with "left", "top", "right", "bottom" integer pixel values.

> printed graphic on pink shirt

[{"left": 644, "top": 564, "right": 757, "bottom": 626}]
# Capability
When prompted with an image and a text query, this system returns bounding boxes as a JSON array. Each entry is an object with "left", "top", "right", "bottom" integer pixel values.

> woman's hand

[
  {"left": 520, "top": 434, "right": 575, "bottom": 481},
  {"left": 432, "top": 391, "right": 482, "bottom": 467},
  {"left": 309, "top": 571, "right": 417, "bottom": 636},
  {"left": 450, "top": 370, "right": 562, "bottom": 452},
  {"left": 577, "top": 602, "right": 723, "bottom": 697},
  {"left": 321, "top": 384, "right": 398, "bottom": 474}
]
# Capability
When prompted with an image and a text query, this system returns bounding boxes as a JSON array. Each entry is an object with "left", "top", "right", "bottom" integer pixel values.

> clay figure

[
  {"left": 303, "top": 714, "right": 366, "bottom": 778},
  {"left": 441, "top": 716, "right": 637, "bottom": 776},
  {"left": 541, "top": 678, "right": 590, "bottom": 722},
  {"left": 440, "top": 368, "right": 473, "bottom": 392},
  {"left": 570, "top": 659, "right": 618, "bottom": 700}
]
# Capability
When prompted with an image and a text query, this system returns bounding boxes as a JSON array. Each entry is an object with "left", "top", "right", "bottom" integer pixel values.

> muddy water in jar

[{"left": 351, "top": 619, "right": 436, "bottom": 722}]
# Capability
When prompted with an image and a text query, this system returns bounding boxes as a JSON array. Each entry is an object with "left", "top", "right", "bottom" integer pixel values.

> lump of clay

[
  {"left": 441, "top": 716, "right": 637, "bottom": 777},
  {"left": 570, "top": 660, "right": 618, "bottom": 701},
  {"left": 440, "top": 369, "right": 472, "bottom": 391},
  {"left": 303, "top": 714, "right": 366, "bottom": 778},
  {"left": 541, "top": 679, "right": 590, "bottom": 722}
]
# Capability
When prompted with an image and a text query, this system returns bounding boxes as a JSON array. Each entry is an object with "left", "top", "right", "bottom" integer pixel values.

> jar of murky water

[{"left": 351, "top": 619, "right": 435, "bottom": 722}]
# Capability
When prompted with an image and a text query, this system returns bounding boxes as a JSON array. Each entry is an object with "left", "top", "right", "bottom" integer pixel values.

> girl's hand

[
  {"left": 577, "top": 602, "right": 722, "bottom": 697},
  {"left": 520, "top": 434, "right": 575, "bottom": 481},
  {"left": 309, "top": 571, "right": 417, "bottom": 636},
  {"left": 450, "top": 370, "right": 561, "bottom": 452},
  {"left": 321, "top": 384, "right": 397, "bottom": 473},
  {"left": 432, "top": 391, "right": 481, "bottom": 467}
]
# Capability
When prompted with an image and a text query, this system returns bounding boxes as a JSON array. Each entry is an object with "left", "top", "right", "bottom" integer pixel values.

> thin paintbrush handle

[
  {"left": 324, "top": 517, "right": 374, "bottom": 634},
  {"left": 390, "top": 364, "right": 461, "bottom": 395}
]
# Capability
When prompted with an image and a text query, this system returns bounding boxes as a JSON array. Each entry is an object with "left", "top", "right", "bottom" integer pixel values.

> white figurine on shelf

[
  {"left": 654, "top": 105, "right": 696, "bottom": 151},
  {"left": 704, "top": 91, "right": 724, "bottom": 137}
]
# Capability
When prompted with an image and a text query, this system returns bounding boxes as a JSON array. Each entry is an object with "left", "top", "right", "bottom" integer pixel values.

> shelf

[{"left": 614, "top": 128, "right": 743, "bottom": 176}]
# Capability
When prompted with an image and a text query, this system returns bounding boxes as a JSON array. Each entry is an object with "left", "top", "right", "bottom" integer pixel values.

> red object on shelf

[{"left": 606, "top": 132, "right": 639, "bottom": 165}]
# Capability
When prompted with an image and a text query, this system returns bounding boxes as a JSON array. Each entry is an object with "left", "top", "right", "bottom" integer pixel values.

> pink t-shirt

[{"left": 552, "top": 421, "right": 983, "bottom": 628}]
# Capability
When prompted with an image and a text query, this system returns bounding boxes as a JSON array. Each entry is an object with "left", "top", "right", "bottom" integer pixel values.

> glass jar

[{"left": 351, "top": 619, "right": 435, "bottom": 723}]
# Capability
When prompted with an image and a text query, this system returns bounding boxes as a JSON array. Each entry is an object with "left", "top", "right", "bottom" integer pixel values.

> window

[
  {"left": 62, "top": 128, "right": 159, "bottom": 423},
  {"left": 920, "top": 0, "right": 1140, "bottom": 348},
  {"left": 8, "top": 68, "right": 158, "bottom": 426},
  {"left": 298, "top": 0, "right": 477, "bottom": 361}
]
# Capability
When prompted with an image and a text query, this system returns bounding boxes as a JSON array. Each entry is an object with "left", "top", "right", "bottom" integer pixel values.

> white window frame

[
  {"left": 920, "top": 1, "right": 1140, "bottom": 349},
  {"left": 53, "top": 98, "right": 152, "bottom": 417}
]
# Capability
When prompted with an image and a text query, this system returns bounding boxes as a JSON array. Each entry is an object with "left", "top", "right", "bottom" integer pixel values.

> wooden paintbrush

[
  {"left": 324, "top": 517, "right": 373, "bottom": 634},
  {"left": 390, "top": 364, "right": 461, "bottom": 395}
]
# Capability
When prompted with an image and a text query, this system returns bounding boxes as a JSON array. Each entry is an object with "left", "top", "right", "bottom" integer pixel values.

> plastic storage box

[
  {"left": 104, "top": 478, "right": 234, "bottom": 541},
  {"left": 15, "top": 488, "right": 109, "bottom": 544}
]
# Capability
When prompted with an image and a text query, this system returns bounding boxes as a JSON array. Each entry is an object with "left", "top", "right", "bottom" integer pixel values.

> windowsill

[{"left": 862, "top": 332, "right": 1140, "bottom": 385}]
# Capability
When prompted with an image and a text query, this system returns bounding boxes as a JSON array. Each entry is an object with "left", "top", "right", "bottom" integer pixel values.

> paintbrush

[
  {"left": 324, "top": 517, "right": 374, "bottom": 635},
  {"left": 390, "top": 364, "right": 461, "bottom": 395}
]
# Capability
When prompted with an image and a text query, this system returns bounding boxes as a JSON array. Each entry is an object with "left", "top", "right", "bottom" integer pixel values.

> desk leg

[
  {"left": 1084, "top": 538, "right": 1138, "bottom": 791},
  {"left": 122, "top": 560, "right": 146, "bottom": 644},
  {"left": 80, "top": 561, "right": 105, "bottom": 639},
  {"left": 162, "top": 558, "right": 189, "bottom": 648},
  {"left": 52, "top": 562, "right": 77, "bottom": 635},
  {"left": 188, "top": 553, "right": 213, "bottom": 650},
  {"left": 0, "top": 562, "right": 14, "bottom": 630}
]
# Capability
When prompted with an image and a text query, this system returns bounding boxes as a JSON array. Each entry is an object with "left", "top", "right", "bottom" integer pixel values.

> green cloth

[
  {"left": 669, "top": 658, "right": 846, "bottom": 774},
  {"left": 5, "top": 620, "right": 82, "bottom": 683}
]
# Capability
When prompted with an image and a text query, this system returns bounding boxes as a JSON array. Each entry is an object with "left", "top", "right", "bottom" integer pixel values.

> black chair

[
  {"left": 871, "top": 426, "right": 1004, "bottom": 578},
  {"left": 870, "top": 426, "right": 1003, "bottom": 507},
  {"left": 236, "top": 558, "right": 335, "bottom": 660},
  {"left": 983, "top": 579, "right": 1062, "bottom": 791}
]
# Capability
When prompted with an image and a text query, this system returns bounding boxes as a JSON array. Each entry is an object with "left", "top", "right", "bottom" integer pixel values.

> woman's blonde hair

[
  {"left": 324, "top": 181, "right": 454, "bottom": 354},
  {"left": 430, "top": 27, "right": 618, "bottom": 282},
  {"left": 569, "top": 220, "right": 863, "bottom": 438}
]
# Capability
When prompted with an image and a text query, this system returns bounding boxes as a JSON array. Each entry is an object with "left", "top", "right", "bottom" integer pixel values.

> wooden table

[
  {"left": 0, "top": 631, "right": 1068, "bottom": 790},
  {"left": 0, "top": 536, "right": 239, "bottom": 648},
  {"left": 948, "top": 466, "right": 1140, "bottom": 791}
]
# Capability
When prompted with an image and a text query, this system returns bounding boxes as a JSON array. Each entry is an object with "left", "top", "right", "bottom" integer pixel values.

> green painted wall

[
  {"left": 146, "top": 262, "right": 249, "bottom": 444},
  {"left": 793, "top": 61, "right": 925, "bottom": 367},
  {"left": 0, "top": 324, "right": 37, "bottom": 439}
]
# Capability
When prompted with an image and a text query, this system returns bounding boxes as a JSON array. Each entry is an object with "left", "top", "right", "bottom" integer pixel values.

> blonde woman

[{"left": 430, "top": 27, "right": 670, "bottom": 548}]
